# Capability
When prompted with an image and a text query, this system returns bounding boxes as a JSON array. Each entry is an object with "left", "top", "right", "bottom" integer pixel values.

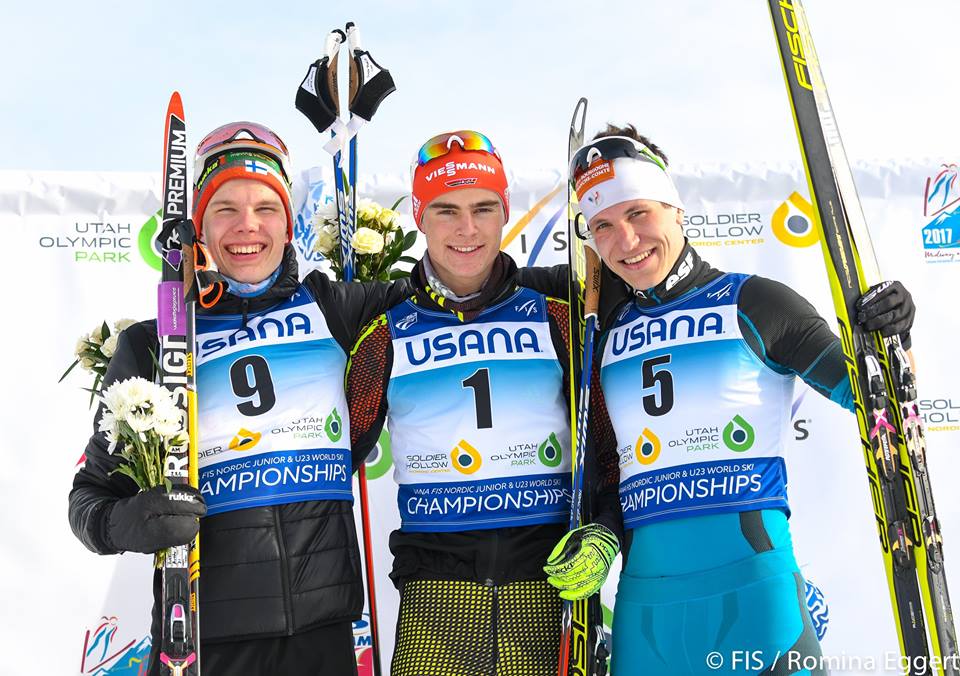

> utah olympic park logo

[{"left": 36, "top": 208, "right": 167, "bottom": 268}]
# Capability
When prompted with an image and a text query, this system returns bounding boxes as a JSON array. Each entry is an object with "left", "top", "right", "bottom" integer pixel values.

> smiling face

[
  {"left": 588, "top": 198, "right": 685, "bottom": 291},
  {"left": 201, "top": 179, "right": 288, "bottom": 283},
  {"left": 419, "top": 188, "right": 506, "bottom": 296}
]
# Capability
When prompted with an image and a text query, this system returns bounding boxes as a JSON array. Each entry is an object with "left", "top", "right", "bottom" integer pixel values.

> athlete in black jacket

[
  {"left": 346, "top": 130, "right": 619, "bottom": 676},
  {"left": 69, "top": 122, "right": 409, "bottom": 675}
]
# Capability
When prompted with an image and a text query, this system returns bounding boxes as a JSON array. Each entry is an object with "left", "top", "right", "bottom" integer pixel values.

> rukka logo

[
  {"left": 635, "top": 428, "right": 661, "bottom": 465},
  {"left": 772, "top": 192, "right": 818, "bottom": 247},
  {"left": 451, "top": 439, "right": 482, "bottom": 474},
  {"left": 723, "top": 415, "right": 756, "bottom": 452}
]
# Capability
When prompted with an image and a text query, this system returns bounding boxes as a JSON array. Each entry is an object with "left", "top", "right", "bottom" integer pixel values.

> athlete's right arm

[
  {"left": 515, "top": 264, "right": 569, "bottom": 300},
  {"left": 69, "top": 321, "right": 206, "bottom": 555},
  {"left": 346, "top": 315, "right": 394, "bottom": 472},
  {"left": 68, "top": 321, "right": 157, "bottom": 554},
  {"left": 738, "top": 276, "right": 854, "bottom": 411},
  {"left": 303, "top": 271, "right": 413, "bottom": 349}
]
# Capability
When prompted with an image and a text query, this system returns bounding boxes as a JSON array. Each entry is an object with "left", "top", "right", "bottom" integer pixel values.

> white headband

[{"left": 574, "top": 157, "right": 684, "bottom": 223}]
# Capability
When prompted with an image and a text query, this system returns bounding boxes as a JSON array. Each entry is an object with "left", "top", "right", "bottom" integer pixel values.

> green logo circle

[
  {"left": 723, "top": 415, "right": 756, "bottom": 452},
  {"left": 365, "top": 429, "right": 394, "bottom": 480},
  {"left": 138, "top": 209, "right": 163, "bottom": 271},
  {"left": 538, "top": 432, "right": 563, "bottom": 468}
]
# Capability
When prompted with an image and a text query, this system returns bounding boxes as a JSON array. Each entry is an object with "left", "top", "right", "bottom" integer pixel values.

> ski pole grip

[
  {"left": 325, "top": 28, "right": 345, "bottom": 60},
  {"left": 345, "top": 21, "right": 361, "bottom": 52}
]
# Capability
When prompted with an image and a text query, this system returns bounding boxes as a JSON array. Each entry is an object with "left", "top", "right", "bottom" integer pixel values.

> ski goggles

[
  {"left": 569, "top": 136, "right": 666, "bottom": 185},
  {"left": 415, "top": 130, "right": 500, "bottom": 167},
  {"left": 194, "top": 121, "right": 292, "bottom": 184}
]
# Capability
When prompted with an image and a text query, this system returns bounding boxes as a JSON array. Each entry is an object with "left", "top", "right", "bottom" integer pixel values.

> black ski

[
  {"left": 558, "top": 97, "right": 608, "bottom": 676},
  {"left": 768, "top": 2, "right": 957, "bottom": 674},
  {"left": 156, "top": 91, "right": 201, "bottom": 676}
]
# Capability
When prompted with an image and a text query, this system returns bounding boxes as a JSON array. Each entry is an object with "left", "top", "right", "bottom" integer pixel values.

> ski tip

[
  {"left": 345, "top": 21, "right": 355, "bottom": 30},
  {"left": 331, "top": 28, "right": 346, "bottom": 40},
  {"left": 166, "top": 91, "right": 184, "bottom": 118}
]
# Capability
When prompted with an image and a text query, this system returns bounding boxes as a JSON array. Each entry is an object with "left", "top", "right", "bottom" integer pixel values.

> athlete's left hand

[
  {"left": 856, "top": 280, "right": 915, "bottom": 347},
  {"left": 544, "top": 523, "right": 619, "bottom": 601}
]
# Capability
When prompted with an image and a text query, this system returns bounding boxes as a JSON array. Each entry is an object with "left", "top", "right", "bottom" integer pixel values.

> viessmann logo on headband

[{"left": 424, "top": 160, "right": 499, "bottom": 183}]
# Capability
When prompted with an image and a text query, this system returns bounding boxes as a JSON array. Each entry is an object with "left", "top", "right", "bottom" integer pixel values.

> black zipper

[
  {"left": 240, "top": 298, "right": 250, "bottom": 328},
  {"left": 484, "top": 527, "right": 500, "bottom": 675},
  {"left": 273, "top": 508, "right": 294, "bottom": 634},
  {"left": 485, "top": 577, "right": 498, "bottom": 676}
]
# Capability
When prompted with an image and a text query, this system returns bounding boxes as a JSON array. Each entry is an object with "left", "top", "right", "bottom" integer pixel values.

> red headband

[{"left": 411, "top": 147, "right": 509, "bottom": 226}]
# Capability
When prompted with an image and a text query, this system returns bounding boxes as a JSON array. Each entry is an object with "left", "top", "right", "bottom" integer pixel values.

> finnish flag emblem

[{"left": 245, "top": 159, "right": 270, "bottom": 175}]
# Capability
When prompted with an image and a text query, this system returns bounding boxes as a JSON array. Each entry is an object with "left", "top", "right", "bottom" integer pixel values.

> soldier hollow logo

[
  {"left": 772, "top": 191, "right": 818, "bottom": 248},
  {"left": 635, "top": 428, "right": 662, "bottom": 465},
  {"left": 921, "top": 163, "right": 960, "bottom": 263},
  {"left": 79, "top": 616, "right": 151, "bottom": 675},
  {"left": 682, "top": 210, "right": 764, "bottom": 248},
  {"left": 451, "top": 439, "right": 482, "bottom": 474},
  {"left": 920, "top": 396, "right": 960, "bottom": 431}
]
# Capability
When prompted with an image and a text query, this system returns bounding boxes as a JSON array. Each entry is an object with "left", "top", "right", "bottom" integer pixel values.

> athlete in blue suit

[{"left": 544, "top": 125, "right": 915, "bottom": 675}]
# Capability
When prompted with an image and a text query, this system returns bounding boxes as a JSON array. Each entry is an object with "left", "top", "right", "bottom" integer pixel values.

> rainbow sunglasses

[{"left": 415, "top": 130, "right": 500, "bottom": 167}]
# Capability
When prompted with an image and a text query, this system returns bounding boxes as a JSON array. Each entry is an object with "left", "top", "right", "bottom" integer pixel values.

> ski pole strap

[
  {"left": 296, "top": 29, "right": 345, "bottom": 135},
  {"left": 296, "top": 58, "right": 340, "bottom": 134},
  {"left": 348, "top": 50, "right": 396, "bottom": 122},
  {"left": 322, "top": 119, "right": 352, "bottom": 156}
]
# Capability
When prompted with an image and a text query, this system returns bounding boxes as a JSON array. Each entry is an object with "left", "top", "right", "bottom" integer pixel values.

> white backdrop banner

[{"left": 4, "top": 159, "right": 958, "bottom": 675}]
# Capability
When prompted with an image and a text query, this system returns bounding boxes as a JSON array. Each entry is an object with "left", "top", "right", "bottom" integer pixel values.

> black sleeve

[
  {"left": 303, "top": 272, "right": 413, "bottom": 352},
  {"left": 589, "top": 332, "right": 624, "bottom": 545},
  {"left": 545, "top": 297, "right": 624, "bottom": 546},
  {"left": 346, "top": 315, "right": 395, "bottom": 472},
  {"left": 738, "top": 276, "right": 851, "bottom": 407},
  {"left": 515, "top": 264, "right": 569, "bottom": 300},
  {"left": 68, "top": 320, "right": 157, "bottom": 555}
]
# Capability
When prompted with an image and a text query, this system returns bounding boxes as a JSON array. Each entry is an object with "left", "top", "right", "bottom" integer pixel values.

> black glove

[
  {"left": 104, "top": 485, "right": 206, "bottom": 554},
  {"left": 856, "top": 280, "right": 915, "bottom": 348}
]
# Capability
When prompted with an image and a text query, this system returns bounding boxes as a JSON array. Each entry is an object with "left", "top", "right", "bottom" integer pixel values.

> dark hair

[{"left": 592, "top": 124, "right": 669, "bottom": 167}]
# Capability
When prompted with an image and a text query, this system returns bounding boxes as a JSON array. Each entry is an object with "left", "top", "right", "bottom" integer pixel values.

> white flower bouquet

[
  {"left": 60, "top": 319, "right": 137, "bottom": 405},
  {"left": 311, "top": 197, "right": 417, "bottom": 282},
  {"left": 97, "top": 376, "right": 188, "bottom": 567}
]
